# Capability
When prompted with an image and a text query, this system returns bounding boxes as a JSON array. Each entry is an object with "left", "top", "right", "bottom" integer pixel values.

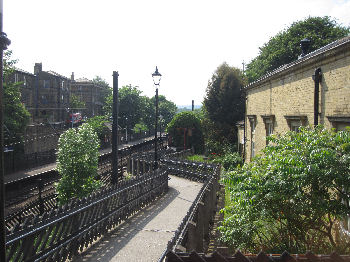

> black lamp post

[
  {"left": 111, "top": 71, "right": 119, "bottom": 184},
  {"left": 0, "top": 1, "right": 11, "bottom": 260},
  {"left": 152, "top": 66, "right": 161, "bottom": 169}
]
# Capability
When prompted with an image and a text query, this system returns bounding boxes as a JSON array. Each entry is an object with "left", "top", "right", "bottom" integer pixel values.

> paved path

[
  {"left": 4, "top": 136, "right": 155, "bottom": 184},
  {"left": 74, "top": 175, "right": 203, "bottom": 262}
]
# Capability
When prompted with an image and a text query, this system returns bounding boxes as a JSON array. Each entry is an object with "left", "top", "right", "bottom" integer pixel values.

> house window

[
  {"left": 327, "top": 116, "right": 350, "bottom": 131},
  {"left": 14, "top": 73, "right": 19, "bottom": 83},
  {"left": 285, "top": 115, "right": 307, "bottom": 132},
  {"left": 261, "top": 115, "right": 274, "bottom": 144},
  {"left": 248, "top": 115, "right": 256, "bottom": 160},
  {"left": 43, "top": 80, "right": 50, "bottom": 88},
  {"left": 23, "top": 76, "right": 27, "bottom": 86}
]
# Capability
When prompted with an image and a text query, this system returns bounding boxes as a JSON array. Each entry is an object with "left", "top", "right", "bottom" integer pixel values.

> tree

[
  {"left": 70, "top": 94, "right": 86, "bottom": 110},
  {"left": 93, "top": 76, "right": 112, "bottom": 112},
  {"left": 3, "top": 51, "right": 31, "bottom": 144},
  {"left": 167, "top": 111, "right": 204, "bottom": 153},
  {"left": 220, "top": 126, "right": 350, "bottom": 253},
  {"left": 56, "top": 123, "right": 101, "bottom": 204},
  {"left": 246, "top": 16, "right": 350, "bottom": 82},
  {"left": 202, "top": 62, "right": 245, "bottom": 152},
  {"left": 104, "top": 85, "right": 177, "bottom": 134}
]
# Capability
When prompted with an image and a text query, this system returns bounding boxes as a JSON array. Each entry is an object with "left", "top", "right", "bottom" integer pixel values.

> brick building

[
  {"left": 9, "top": 67, "right": 36, "bottom": 122},
  {"left": 70, "top": 74, "right": 104, "bottom": 118},
  {"left": 239, "top": 35, "right": 350, "bottom": 162},
  {"left": 8, "top": 64, "right": 107, "bottom": 124}
]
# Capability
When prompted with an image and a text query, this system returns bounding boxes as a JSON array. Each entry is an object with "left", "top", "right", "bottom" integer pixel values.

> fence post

[{"left": 38, "top": 178, "right": 44, "bottom": 215}]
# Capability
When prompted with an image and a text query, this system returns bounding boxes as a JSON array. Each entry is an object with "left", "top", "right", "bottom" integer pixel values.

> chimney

[
  {"left": 299, "top": 38, "right": 311, "bottom": 58},
  {"left": 71, "top": 72, "right": 74, "bottom": 81},
  {"left": 34, "top": 63, "right": 42, "bottom": 74}
]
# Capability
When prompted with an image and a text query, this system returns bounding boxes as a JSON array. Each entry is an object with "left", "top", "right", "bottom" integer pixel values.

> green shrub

[
  {"left": 56, "top": 123, "right": 101, "bottom": 205},
  {"left": 167, "top": 112, "right": 205, "bottom": 154},
  {"left": 220, "top": 152, "right": 243, "bottom": 171},
  {"left": 220, "top": 126, "right": 350, "bottom": 254}
]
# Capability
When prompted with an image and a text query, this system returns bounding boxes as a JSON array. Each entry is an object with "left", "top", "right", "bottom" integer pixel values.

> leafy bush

[
  {"left": 167, "top": 112, "right": 205, "bottom": 154},
  {"left": 219, "top": 152, "right": 243, "bottom": 171},
  {"left": 56, "top": 124, "right": 101, "bottom": 204},
  {"left": 220, "top": 126, "right": 350, "bottom": 254}
]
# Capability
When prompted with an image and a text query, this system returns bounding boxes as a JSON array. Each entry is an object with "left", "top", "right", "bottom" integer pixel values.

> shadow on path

[{"left": 73, "top": 185, "right": 180, "bottom": 262}]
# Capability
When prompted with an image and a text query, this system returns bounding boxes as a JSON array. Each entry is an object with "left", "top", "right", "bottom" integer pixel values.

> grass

[{"left": 186, "top": 154, "right": 207, "bottom": 162}]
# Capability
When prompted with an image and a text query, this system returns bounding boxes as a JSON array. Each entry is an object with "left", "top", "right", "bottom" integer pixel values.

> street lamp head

[{"left": 152, "top": 66, "right": 162, "bottom": 86}]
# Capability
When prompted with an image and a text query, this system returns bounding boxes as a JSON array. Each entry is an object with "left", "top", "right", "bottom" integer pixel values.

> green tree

[
  {"left": 246, "top": 16, "right": 350, "bottom": 82},
  {"left": 104, "top": 85, "right": 177, "bottom": 134},
  {"left": 220, "top": 126, "right": 350, "bottom": 253},
  {"left": 93, "top": 76, "right": 112, "bottom": 112},
  {"left": 3, "top": 51, "right": 31, "bottom": 143},
  {"left": 70, "top": 94, "right": 86, "bottom": 110},
  {"left": 202, "top": 62, "right": 245, "bottom": 153},
  {"left": 167, "top": 111, "right": 204, "bottom": 153},
  {"left": 56, "top": 123, "right": 101, "bottom": 204},
  {"left": 84, "top": 115, "right": 109, "bottom": 141}
]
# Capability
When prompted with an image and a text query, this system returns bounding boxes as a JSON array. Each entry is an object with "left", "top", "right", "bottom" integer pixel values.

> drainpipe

[
  {"left": 313, "top": 68, "right": 322, "bottom": 126},
  {"left": 243, "top": 89, "right": 247, "bottom": 162}
]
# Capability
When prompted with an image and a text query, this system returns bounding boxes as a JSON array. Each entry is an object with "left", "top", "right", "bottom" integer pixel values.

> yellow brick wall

[{"left": 244, "top": 48, "right": 350, "bottom": 162}]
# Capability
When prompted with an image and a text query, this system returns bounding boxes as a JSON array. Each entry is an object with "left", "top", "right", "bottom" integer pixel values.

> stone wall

[{"left": 244, "top": 38, "right": 350, "bottom": 162}]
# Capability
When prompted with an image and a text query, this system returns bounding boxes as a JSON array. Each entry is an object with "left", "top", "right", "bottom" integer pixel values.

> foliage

[
  {"left": 133, "top": 123, "right": 148, "bottom": 133},
  {"left": 3, "top": 51, "right": 31, "bottom": 143},
  {"left": 70, "top": 94, "right": 85, "bottom": 110},
  {"left": 186, "top": 154, "right": 207, "bottom": 163},
  {"left": 218, "top": 152, "right": 243, "bottom": 171},
  {"left": 220, "top": 126, "right": 350, "bottom": 253},
  {"left": 202, "top": 63, "right": 245, "bottom": 152},
  {"left": 56, "top": 124, "right": 101, "bottom": 204},
  {"left": 93, "top": 76, "right": 112, "bottom": 111},
  {"left": 246, "top": 16, "right": 350, "bottom": 82},
  {"left": 84, "top": 115, "right": 109, "bottom": 141},
  {"left": 167, "top": 111, "right": 204, "bottom": 153},
  {"left": 104, "top": 85, "right": 177, "bottom": 134}
]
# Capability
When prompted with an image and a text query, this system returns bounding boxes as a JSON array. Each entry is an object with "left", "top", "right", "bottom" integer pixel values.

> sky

[{"left": 3, "top": 0, "right": 350, "bottom": 106}]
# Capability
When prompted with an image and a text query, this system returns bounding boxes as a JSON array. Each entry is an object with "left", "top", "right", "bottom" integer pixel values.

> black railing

[
  {"left": 5, "top": 168, "right": 168, "bottom": 262},
  {"left": 158, "top": 161, "right": 221, "bottom": 261},
  {"left": 5, "top": 136, "right": 168, "bottom": 229}
]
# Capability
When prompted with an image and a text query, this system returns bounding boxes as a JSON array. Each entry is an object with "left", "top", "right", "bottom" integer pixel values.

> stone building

[
  {"left": 34, "top": 63, "right": 71, "bottom": 123},
  {"left": 69, "top": 74, "right": 104, "bottom": 118},
  {"left": 8, "top": 67, "right": 36, "bottom": 122},
  {"left": 239, "top": 35, "right": 350, "bottom": 162}
]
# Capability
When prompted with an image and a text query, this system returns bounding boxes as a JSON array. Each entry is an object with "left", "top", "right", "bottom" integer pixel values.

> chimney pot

[
  {"left": 299, "top": 38, "right": 311, "bottom": 58},
  {"left": 34, "top": 63, "right": 42, "bottom": 74},
  {"left": 71, "top": 72, "right": 74, "bottom": 81}
]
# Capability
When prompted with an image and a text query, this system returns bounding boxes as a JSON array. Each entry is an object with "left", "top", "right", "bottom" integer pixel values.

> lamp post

[
  {"left": 0, "top": 1, "right": 11, "bottom": 260},
  {"left": 152, "top": 66, "right": 161, "bottom": 169},
  {"left": 125, "top": 117, "right": 128, "bottom": 143},
  {"left": 111, "top": 71, "right": 119, "bottom": 184}
]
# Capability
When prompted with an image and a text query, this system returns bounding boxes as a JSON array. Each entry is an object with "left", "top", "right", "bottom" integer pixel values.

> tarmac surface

[{"left": 74, "top": 175, "right": 203, "bottom": 262}]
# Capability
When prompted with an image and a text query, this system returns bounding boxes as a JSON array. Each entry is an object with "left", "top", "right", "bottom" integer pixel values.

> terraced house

[{"left": 238, "top": 35, "right": 350, "bottom": 162}]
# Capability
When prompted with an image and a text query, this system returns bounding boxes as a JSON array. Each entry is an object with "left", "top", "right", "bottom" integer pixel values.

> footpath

[
  {"left": 74, "top": 175, "right": 203, "bottom": 262},
  {"left": 4, "top": 136, "right": 155, "bottom": 184}
]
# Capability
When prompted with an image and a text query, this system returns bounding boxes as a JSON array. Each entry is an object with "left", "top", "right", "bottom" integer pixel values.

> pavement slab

[{"left": 73, "top": 175, "right": 203, "bottom": 262}]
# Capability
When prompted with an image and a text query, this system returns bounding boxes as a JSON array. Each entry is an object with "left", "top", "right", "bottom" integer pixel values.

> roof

[
  {"left": 245, "top": 35, "right": 350, "bottom": 90},
  {"left": 75, "top": 77, "right": 92, "bottom": 83},
  {"left": 46, "top": 70, "right": 70, "bottom": 80},
  {"left": 13, "top": 67, "right": 35, "bottom": 76}
]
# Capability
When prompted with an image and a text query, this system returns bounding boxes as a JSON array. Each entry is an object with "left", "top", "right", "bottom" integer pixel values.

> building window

[
  {"left": 248, "top": 115, "right": 256, "bottom": 160},
  {"left": 327, "top": 116, "right": 350, "bottom": 131},
  {"left": 43, "top": 80, "right": 50, "bottom": 88},
  {"left": 23, "top": 76, "right": 27, "bottom": 86},
  {"left": 261, "top": 115, "right": 274, "bottom": 144},
  {"left": 285, "top": 115, "right": 307, "bottom": 132},
  {"left": 14, "top": 73, "right": 19, "bottom": 83}
]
